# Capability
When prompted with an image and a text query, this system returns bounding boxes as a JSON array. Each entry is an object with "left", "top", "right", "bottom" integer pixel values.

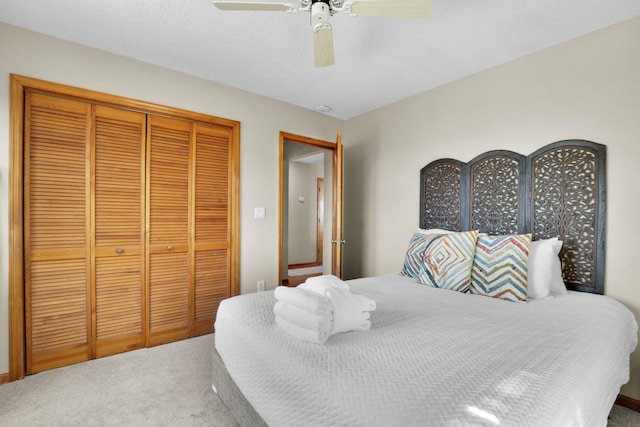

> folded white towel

[
  {"left": 273, "top": 286, "right": 331, "bottom": 315},
  {"left": 326, "top": 288, "right": 372, "bottom": 334},
  {"left": 298, "top": 274, "right": 349, "bottom": 296},
  {"left": 274, "top": 281, "right": 377, "bottom": 344},
  {"left": 275, "top": 315, "right": 331, "bottom": 344},
  {"left": 273, "top": 301, "right": 332, "bottom": 333},
  {"left": 353, "top": 294, "right": 376, "bottom": 311}
]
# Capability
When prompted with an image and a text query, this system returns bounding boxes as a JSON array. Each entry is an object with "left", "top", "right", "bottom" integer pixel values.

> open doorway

[
  {"left": 287, "top": 165, "right": 324, "bottom": 285},
  {"left": 279, "top": 132, "right": 342, "bottom": 287}
]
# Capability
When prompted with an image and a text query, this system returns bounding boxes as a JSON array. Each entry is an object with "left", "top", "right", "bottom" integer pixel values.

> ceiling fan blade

[
  {"left": 313, "top": 23, "right": 334, "bottom": 67},
  {"left": 213, "top": 1, "right": 297, "bottom": 12},
  {"left": 346, "top": 0, "right": 431, "bottom": 18}
]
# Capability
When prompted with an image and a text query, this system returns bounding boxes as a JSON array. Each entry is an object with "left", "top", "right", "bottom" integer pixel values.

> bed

[{"left": 212, "top": 140, "right": 638, "bottom": 426}]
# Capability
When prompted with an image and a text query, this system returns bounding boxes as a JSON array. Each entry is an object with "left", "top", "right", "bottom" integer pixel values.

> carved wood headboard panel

[{"left": 420, "top": 140, "right": 606, "bottom": 294}]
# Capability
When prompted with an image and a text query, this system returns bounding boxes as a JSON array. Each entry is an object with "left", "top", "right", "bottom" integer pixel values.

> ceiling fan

[{"left": 212, "top": 0, "right": 432, "bottom": 67}]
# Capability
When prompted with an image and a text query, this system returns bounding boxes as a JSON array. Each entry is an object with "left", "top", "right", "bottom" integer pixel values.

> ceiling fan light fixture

[
  {"left": 311, "top": 0, "right": 331, "bottom": 23},
  {"left": 213, "top": 0, "right": 432, "bottom": 67}
]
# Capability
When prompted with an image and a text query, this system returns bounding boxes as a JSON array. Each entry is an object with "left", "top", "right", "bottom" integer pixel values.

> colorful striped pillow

[
  {"left": 416, "top": 230, "right": 479, "bottom": 292},
  {"left": 400, "top": 232, "right": 441, "bottom": 279},
  {"left": 470, "top": 234, "right": 532, "bottom": 302}
]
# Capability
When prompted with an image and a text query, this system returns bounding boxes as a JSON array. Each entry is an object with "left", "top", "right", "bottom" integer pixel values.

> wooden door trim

[
  {"left": 9, "top": 74, "right": 240, "bottom": 381},
  {"left": 9, "top": 75, "right": 26, "bottom": 381},
  {"left": 9, "top": 75, "right": 240, "bottom": 129},
  {"left": 316, "top": 178, "right": 324, "bottom": 265},
  {"left": 288, "top": 261, "right": 322, "bottom": 269},
  {"left": 278, "top": 132, "right": 338, "bottom": 287},
  {"left": 332, "top": 131, "right": 344, "bottom": 278}
]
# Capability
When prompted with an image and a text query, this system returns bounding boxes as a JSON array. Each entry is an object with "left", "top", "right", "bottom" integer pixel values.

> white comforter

[{"left": 214, "top": 274, "right": 637, "bottom": 427}]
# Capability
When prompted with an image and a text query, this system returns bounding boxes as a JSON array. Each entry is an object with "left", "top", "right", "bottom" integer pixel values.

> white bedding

[{"left": 214, "top": 274, "right": 638, "bottom": 427}]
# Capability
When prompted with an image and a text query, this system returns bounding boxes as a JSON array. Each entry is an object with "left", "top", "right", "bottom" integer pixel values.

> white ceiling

[
  {"left": 294, "top": 152, "right": 325, "bottom": 165},
  {"left": 1, "top": 0, "right": 639, "bottom": 119}
]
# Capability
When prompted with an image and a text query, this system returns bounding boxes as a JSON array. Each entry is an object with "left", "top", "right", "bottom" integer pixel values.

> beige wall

[
  {"left": 343, "top": 16, "right": 640, "bottom": 398},
  {"left": 0, "top": 23, "right": 343, "bottom": 376}
]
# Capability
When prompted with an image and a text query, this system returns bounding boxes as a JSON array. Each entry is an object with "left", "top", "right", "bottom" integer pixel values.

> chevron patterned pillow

[
  {"left": 416, "top": 230, "right": 479, "bottom": 292},
  {"left": 400, "top": 232, "right": 441, "bottom": 278},
  {"left": 470, "top": 234, "right": 532, "bottom": 302}
]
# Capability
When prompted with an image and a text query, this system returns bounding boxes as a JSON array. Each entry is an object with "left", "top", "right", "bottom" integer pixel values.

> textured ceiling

[{"left": 1, "top": 0, "right": 639, "bottom": 119}]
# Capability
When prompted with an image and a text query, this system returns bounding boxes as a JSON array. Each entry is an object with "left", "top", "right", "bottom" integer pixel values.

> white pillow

[
  {"left": 527, "top": 237, "right": 567, "bottom": 298},
  {"left": 548, "top": 242, "right": 568, "bottom": 296},
  {"left": 416, "top": 228, "right": 454, "bottom": 234}
]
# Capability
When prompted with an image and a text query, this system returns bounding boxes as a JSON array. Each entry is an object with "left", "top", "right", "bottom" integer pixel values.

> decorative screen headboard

[{"left": 419, "top": 140, "right": 606, "bottom": 294}]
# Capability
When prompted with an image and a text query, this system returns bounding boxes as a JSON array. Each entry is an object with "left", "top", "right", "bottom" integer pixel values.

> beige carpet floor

[
  {"left": 0, "top": 335, "right": 236, "bottom": 426},
  {"left": 0, "top": 334, "right": 638, "bottom": 426}
]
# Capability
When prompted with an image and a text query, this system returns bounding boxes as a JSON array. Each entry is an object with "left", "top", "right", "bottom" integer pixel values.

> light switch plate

[{"left": 254, "top": 207, "right": 266, "bottom": 219}]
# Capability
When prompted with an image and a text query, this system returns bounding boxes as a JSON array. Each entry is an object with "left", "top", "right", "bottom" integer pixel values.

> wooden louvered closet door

[
  {"left": 147, "top": 116, "right": 192, "bottom": 346},
  {"left": 193, "top": 123, "right": 232, "bottom": 336},
  {"left": 93, "top": 106, "right": 146, "bottom": 358},
  {"left": 22, "top": 85, "right": 237, "bottom": 374},
  {"left": 25, "top": 93, "right": 92, "bottom": 373},
  {"left": 146, "top": 119, "right": 232, "bottom": 344}
]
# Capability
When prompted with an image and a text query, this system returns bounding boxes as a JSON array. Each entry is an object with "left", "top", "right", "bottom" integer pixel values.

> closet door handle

[
  {"left": 115, "top": 248, "right": 124, "bottom": 254},
  {"left": 166, "top": 245, "right": 174, "bottom": 251}
]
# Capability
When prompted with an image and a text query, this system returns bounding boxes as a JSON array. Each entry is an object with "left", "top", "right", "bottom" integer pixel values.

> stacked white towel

[
  {"left": 273, "top": 275, "right": 377, "bottom": 344},
  {"left": 273, "top": 286, "right": 333, "bottom": 344},
  {"left": 326, "top": 287, "right": 373, "bottom": 334},
  {"left": 298, "top": 274, "right": 349, "bottom": 295}
]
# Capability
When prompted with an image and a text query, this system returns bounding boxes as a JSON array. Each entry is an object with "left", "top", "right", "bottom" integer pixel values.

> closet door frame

[{"left": 8, "top": 74, "right": 240, "bottom": 381}]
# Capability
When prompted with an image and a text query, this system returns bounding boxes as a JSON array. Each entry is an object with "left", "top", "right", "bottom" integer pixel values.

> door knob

[
  {"left": 115, "top": 248, "right": 124, "bottom": 254},
  {"left": 166, "top": 245, "right": 174, "bottom": 251}
]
